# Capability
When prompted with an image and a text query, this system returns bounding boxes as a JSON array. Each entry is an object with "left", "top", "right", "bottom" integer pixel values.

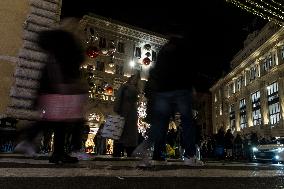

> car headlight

[
  {"left": 277, "top": 148, "right": 284, "bottom": 152},
  {"left": 252, "top": 147, "right": 258, "bottom": 152}
]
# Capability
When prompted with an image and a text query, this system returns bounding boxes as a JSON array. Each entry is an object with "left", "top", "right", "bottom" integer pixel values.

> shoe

[
  {"left": 14, "top": 141, "right": 37, "bottom": 157},
  {"left": 70, "top": 152, "right": 95, "bottom": 160},
  {"left": 49, "top": 154, "right": 79, "bottom": 164},
  {"left": 184, "top": 156, "right": 204, "bottom": 166}
]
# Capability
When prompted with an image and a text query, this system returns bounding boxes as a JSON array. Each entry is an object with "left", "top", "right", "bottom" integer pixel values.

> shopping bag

[
  {"left": 38, "top": 94, "right": 88, "bottom": 122},
  {"left": 101, "top": 115, "right": 125, "bottom": 140}
]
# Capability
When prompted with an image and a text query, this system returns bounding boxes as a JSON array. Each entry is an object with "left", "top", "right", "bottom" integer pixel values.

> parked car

[{"left": 253, "top": 138, "right": 284, "bottom": 163}]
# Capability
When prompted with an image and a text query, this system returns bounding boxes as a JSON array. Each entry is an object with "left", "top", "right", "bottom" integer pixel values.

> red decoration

[
  {"left": 143, "top": 57, "right": 151, "bottom": 65},
  {"left": 86, "top": 46, "right": 100, "bottom": 58},
  {"left": 105, "top": 86, "right": 113, "bottom": 94}
]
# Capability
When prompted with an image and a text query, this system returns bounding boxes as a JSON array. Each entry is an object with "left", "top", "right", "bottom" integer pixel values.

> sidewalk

[{"left": 0, "top": 153, "right": 283, "bottom": 189}]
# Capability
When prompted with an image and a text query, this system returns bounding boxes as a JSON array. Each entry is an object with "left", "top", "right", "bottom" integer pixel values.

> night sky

[{"left": 61, "top": 0, "right": 267, "bottom": 91}]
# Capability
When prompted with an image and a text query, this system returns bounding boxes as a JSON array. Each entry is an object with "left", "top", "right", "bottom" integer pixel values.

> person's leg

[
  {"left": 175, "top": 90, "right": 203, "bottom": 166},
  {"left": 132, "top": 92, "right": 171, "bottom": 162},
  {"left": 147, "top": 93, "right": 172, "bottom": 148},
  {"left": 152, "top": 126, "right": 167, "bottom": 161},
  {"left": 125, "top": 146, "right": 135, "bottom": 157},
  {"left": 42, "top": 126, "right": 53, "bottom": 153},
  {"left": 52, "top": 122, "right": 66, "bottom": 157},
  {"left": 49, "top": 122, "right": 78, "bottom": 163},
  {"left": 175, "top": 90, "right": 195, "bottom": 158},
  {"left": 113, "top": 141, "right": 123, "bottom": 157},
  {"left": 70, "top": 121, "right": 85, "bottom": 152},
  {"left": 14, "top": 121, "right": 47, "bottom": 156}
]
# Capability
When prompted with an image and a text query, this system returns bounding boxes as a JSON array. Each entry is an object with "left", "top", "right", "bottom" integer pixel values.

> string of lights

[
  {"left": 270, "top": 0, "right": 284, "bottom": 9},
  {"left": 259, "top": 0, "right": 284, "bottom": 16},
  {"left": 226, "top": 0, "right": 284, "bottom": 26},
  {"left": 245, "top": 0, "right": 284, "bottom": 21},
  {"left": 226, "top": 0, "right": 283, "bottom": 26}
]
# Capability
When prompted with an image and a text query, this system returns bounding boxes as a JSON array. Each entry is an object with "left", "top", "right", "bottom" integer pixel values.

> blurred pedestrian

[
  {"left": 14, "top": 18, "right": 88, "bottom": 163},
  {"left": 113, "top": 73, "right": 140, "bottom": 157},
  {"left": 224, "top": 129, "right": 234, "bottom": 159},
  {"left": 132, "top": 35, "right": 204, "bottom": 166}
]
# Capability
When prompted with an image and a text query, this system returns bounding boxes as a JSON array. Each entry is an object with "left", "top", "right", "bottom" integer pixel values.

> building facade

[
  {"left": 210, "top": 22, "right": 284, "bottom": 137},
  {"left": 78, "top": 14, "right": 167, "bottom": 152}
]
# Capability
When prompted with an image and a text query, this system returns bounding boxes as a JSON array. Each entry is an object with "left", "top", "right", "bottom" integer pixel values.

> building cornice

[
  {"left": 231, "top": 22, "right": 280, "bottom": 68},
  {"left": 81, "top": 14, "right": 168, "bottom": 46},
  {"left": 211, "top": 26, "right": 284, "bottom": 92}
]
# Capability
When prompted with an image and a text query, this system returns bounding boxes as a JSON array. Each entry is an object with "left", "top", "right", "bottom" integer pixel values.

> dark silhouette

[
  {"left": 14, "top": 20, "right": 88, "bottom": 163},
  {"left": 113, "top": 73, "right": 140, "bottom": 157},
  {"left": 132, "top": 35, "right": 203, "bottom": 166}
]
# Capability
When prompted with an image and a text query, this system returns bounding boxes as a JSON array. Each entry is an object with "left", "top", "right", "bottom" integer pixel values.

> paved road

[{"left": 1, "top": 154, "right": 284, "bottom": 189}]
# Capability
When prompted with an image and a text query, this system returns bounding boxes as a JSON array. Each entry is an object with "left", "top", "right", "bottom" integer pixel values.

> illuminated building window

[
  {"left": 249, "top": 65, "right": 259, "bottom": 81},
  {"left": 239, "top": 98, "right": 247, "bottom": 129},
  {"left": 229, "top": 104, "right": 236, "bottom": 131},
  {"left": 228, "top": 83, "right": 234, "bottom": 97},
  {"left": 262, "top": 55, "right": 273, "bottom": 73},
  {"left": 251, "top": 91, "right": 261, "bottom": 126},
  {"left": 267, "top": 82, "right": 281, "bottom": 126},
  {"left": 236, "top": 76, "right": 244, "bottom": 91},
  {"left": 117, "top": 42, "right": 125, "bottom": 53}
]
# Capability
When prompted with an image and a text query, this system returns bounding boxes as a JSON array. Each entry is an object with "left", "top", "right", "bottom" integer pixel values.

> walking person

[
  {"left": 224, "top": 129, "right": 234, "bottom": 160},
  {"left": 14, "top": 18, "right": 89, "bottom": 163},
  {"left": 113, "top": 73, "right": 140, "bottom": 157},
  {"left": 132, "top": 35, "right": 204, "bottom": 166}
]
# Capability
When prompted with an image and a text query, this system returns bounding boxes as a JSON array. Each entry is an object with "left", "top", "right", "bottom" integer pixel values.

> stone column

[
  {"left": 246, "top": 89, "right": 253, "bottom": 128},
  {"left": 235, "top": 97, "right": 240, "bottom": 131},
  {"left": 6, "top": 0, "right": 63, "bottom": 120},
  {"left": 273, "top": 47, "right": 279, "bottom": 66},
  {"left": 260, "top": 80, "right": 269, "bottom": 126}
]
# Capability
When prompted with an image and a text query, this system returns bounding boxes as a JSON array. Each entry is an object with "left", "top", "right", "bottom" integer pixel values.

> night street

[
  {"left": 2, "top": 1, "right": 284, "bottom": 188},
  {"left": 0, "top": 154, "right": 284, "bottom": 189}
]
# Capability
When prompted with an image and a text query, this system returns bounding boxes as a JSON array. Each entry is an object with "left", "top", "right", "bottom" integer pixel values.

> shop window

[
  {"left": 267, "top": 82, "right": 281, "bottom": 126},
  {"left": 240, "top": 98, "right": 247, "bottom": 129},
  {"left": 251, "top": 91, "right": 261, "bottom": 126}
]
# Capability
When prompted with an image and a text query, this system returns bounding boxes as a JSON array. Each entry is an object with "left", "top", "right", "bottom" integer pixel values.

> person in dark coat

[
  {"left": 224, "top": 129, "right": 234, "bottom": 159},
  {"left": 113, "top": 73, "right": 140, "bottom": 157},
  {"left": 132, "top": 35, "right": 203, "bottom": 166}
]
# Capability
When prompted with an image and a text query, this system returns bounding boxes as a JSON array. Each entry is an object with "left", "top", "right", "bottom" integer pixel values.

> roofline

[{"left": 87, "top": 13, "right": 168, "bottom": 40}]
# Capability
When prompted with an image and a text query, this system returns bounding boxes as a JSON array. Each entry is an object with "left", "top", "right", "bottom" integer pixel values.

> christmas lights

[
  {"left": 137, "top": 94, "right": 150, "bottom": 138},
  {"left": 226, "top": 0, "right": 284, "bottom": 26}
]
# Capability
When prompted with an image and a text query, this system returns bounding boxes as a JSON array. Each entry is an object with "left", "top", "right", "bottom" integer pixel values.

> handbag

[
  {"left": 38, "top": 93, "right": 88, "bottom": 122},
  {"left": 100, "top": 115, "right": 125, "bottom": 140}
]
